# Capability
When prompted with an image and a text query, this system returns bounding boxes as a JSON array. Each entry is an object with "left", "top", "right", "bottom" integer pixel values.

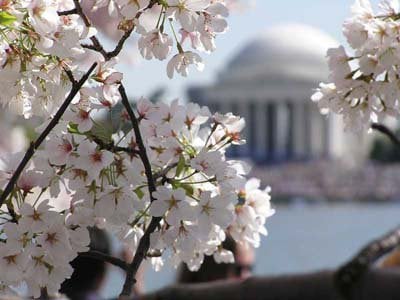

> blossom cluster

[
  {"left": 312, "top": 0, "right": 400, "bottom": 131},
  {"left": 0, "top": 98, "right": 274, "bottom": 296},
  {"left": 0, "top": 0, "right": 229, "bottom": 118},
  {"left": 0, "top": 0, "right": 93, "bottom": 118},
  {"left": 98, "top": 0, "right": 229, "bottom": 77},
  {"left": 0, "top": 0, "right": 274, "bottom": 297}
]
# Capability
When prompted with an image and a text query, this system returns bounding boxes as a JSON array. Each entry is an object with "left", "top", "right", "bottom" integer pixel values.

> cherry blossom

[
  {"left": 74, "top": 140, "right": 114, "bottom": 179},
  {"left": 19, "top": 201, "right": 58, "bottom": 234},
  {"left": 167, "top": 0, "right": 209, "bottom": 31},
  {"left": 138, "top": 29, "right": 173, "bottom": 60},
  {"left": 150, "top": 186, "right": 193, "bottom": 225},
  {"left": 312, "top": 0, "right": 400, "bottom": 131},
  {"left": 194, "top": 191, "right": 235, "bottom": 233},
  {"left": 167, "top": 51, "right": 204, "bottom": 78},
  {"left": 0, "top": 0, "right": 277, "bottom": 297}
]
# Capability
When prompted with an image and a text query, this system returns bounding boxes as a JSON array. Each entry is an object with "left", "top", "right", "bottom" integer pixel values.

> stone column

[
  {"left": 309, "top": 108, "right": 320, "bottom": 157},
  {"left": 266, "top": 102, "right": 276, "bottom": 162},
  {"left": 293, "top": 102, "right": 306, "bottom": 159},
  {"left": 248, "top": 101, "right": 257, "bottom": 160},
  {"left": 323, "top": 114, "right": 330, "bottom": 158},
  {"left": 275, "top": 102, "right": 288, "bottom": 160},
  {"left": 255, "top": 101, "right": 268, "bottom": 162},
  {"left": 304, "top": 103, "right": 312, "bottom": 159},
  {"left": 286, "top": 102, "right": 295, "bottom": 160}
]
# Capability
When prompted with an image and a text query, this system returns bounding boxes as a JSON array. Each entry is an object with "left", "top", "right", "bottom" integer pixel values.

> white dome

[{"left": 219, "top": 23, "right": 339, "bottom": 84}]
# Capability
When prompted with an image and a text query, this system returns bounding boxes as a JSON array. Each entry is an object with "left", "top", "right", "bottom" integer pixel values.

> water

[{"left": 100, "top": 203, "right": 400, "bottom": 298}]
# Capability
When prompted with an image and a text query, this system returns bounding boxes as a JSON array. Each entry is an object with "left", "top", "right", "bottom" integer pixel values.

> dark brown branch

[
  {"left": 57, "top": 8, "right": 78, "bottom": 16},
  {"left": 92, "top": 136, "right": 139, "bottom": 156},
  {"left": 0, "top": 63, "right": 97, "bottom": 208},
  {"left": 63, "top": 66, "right": 76, "bottom": 84},
  {"left": 81, "top": 43, "right": 102, "bottom": 51},
  {"left": 118, "top": 84, "right": 162, "bottom": 298},
  {"left": 138, "top": 270, "right": 400, "bottom": 300},
  {"left": 80, "top": 250, "right": 128, "bottom": 271},
  {"left": 106, "top": 21, "right": 136, "bottom": 59},
  {"left": 118, "top": 85, "right": 157, "bottom": 201},
  {"left": 73, "top": 0, "right": 109, "bottom": 58},
  {"left": 371, "top": 123, "right": 400, "bottom": 148},
  {"left": 334, "top": 225, "right": 400, "bottom": 299}
]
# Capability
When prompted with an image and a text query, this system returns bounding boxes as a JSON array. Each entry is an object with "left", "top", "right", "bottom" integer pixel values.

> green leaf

[
  {"left": 0, "top": 11, "right": 17, "bottom": 26},
  {"left": 135, "top": 188, "right": 144, "bottom": 199},
  {"left": 172, "top": 181, "right": 193, "bottom": 196},
  {"left": 175, "top": 155, "right": 186, "bottom": 177},
  {"left": 67, "top": 122, "right": 80, "bottom": 134},
  {"left": 181, "top": 183, "right": 194, "bottom": 197}
]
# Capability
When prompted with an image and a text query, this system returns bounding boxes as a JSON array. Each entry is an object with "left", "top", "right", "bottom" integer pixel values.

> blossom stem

[
  {"left": 153, "top": 162, "right": 179, "bottom": 179},
  {"left": 204, "top": 123, "right": 219, "bottom": 148},
  {"left": 0, "top": 63, "right": 97, "bottom": 208}
]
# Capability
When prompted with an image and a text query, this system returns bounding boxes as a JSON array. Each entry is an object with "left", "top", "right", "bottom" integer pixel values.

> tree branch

[
  {"left": 334, "top": 225, "right": 400, "bottom": 299},
  {"left": 0, "top": 63, "right": 97, "bottom": 208},
  {"left": 138, "top": 269, "right": 400, "bottom": 300},
  {"left": 80, "top": 250, "right": 128, "bottom": 271},
  {"left": 118, "top": 84, "right": 162, "bottom": 298},
  {"left": 371, "top": 123, "right": 400, "bottom": 148}
]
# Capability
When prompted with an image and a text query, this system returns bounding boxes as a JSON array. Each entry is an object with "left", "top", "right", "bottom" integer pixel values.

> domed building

[{"left": 188, "top": 23, "right": 348, "bottom": 164}]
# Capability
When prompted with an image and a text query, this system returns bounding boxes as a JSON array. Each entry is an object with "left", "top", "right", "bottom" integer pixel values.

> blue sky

[{"left": 119, "top": 1, "right": 379, "bottom": 101}]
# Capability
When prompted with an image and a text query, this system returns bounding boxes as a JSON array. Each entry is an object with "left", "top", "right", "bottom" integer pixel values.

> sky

[{"left": 117, "top": 0, "right": 380, "bottom": 102}]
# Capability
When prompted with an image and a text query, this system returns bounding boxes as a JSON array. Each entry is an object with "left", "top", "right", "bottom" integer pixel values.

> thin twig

[
  {"left": 63, "top": 66, "right": 76, "bottom": 84},
  {"left": 73, "top": 0, "right": 109, "bottom": 58},
  {"left": 0, "top": 63, "right": 97, "bottom": 208},
  {"left": 81, "top": 43, "right": 101, "bottom": 51},
  {"left": 57, "top": 8, "right": 78, "bottom": 16},
  {"left": 106, "top": 21, "right": 137, "bottom": 59},
  {"left": 106, "top": 0, "right": 157, "bottom": 59},
  {"left": 371, "top": 123, "right": 400, "bottom": 148},
  {"left": 153, "top": 162, "right": 178, "bottom": 180},
  {"left": 92, "top": 135, "right": 139, "bottom": 156},
  {"left": 118, "top": 84, "right": 162, "bottom": 298},
  {"left": 80, "top": 250, "right": 128, "bottom": 271},
  {"left": 74, "top": 0, "right": 157, "bottom": 61}
]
